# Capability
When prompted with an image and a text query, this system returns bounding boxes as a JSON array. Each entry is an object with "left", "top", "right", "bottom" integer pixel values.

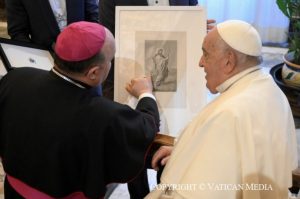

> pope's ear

[{"left": 224, "top": 50, "right": 237, "bottom": 74}]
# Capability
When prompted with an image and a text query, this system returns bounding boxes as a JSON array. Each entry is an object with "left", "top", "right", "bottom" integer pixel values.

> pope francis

[{"left": 146, "top": 20, "right": 298, "bottom": 199}]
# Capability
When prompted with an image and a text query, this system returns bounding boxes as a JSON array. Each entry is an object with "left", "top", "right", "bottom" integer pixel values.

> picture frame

[
  {"left": 0, "top": 38, "right": 54, "bottom": 72},
  {"left": 115, "top": 6, "right": 208, "bottom": 137}
]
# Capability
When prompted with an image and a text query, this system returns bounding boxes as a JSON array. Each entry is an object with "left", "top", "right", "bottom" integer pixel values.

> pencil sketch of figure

[
  {"left": 152, "top": 48, "right": 169, "bottom": 87},
  {"left": 144, "top": 40, "right": 177, "bottom": 92}
]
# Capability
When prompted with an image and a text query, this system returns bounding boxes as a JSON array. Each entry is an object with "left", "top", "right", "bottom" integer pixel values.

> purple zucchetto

[{"left": 55, "top": 21, "right": 106, "bottom": 61}]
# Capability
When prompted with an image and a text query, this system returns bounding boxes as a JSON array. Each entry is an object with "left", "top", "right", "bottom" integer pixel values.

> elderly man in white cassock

[{"left": 146, "top": 20, "right": 298, "bottom": 199}]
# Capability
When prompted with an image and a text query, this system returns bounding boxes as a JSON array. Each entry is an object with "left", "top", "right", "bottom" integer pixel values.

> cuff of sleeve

[{"left": 138, "top": 93, "right": 156, "bottom": 101}]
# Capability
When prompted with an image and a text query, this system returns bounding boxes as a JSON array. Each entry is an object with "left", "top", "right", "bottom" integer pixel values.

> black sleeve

[
  {"left": 5, "top": 0, "right": 31, "bottom": 42},
  {"left": 0, "top": 74, "right": 8, "bottom": 159},
  {"left": 136, "top": 97, "right": 160, "bottom": 132},
  {"left": 103, "top": 99, "right": 159, "bottom": 184}
]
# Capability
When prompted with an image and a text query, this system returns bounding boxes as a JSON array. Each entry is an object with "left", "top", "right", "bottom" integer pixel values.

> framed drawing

[
  {"left": 0, "top": 38, "right": 54, "bottom": 71},
  {"left": 115, "top": 6, "right": 208, "bottom": 137}
]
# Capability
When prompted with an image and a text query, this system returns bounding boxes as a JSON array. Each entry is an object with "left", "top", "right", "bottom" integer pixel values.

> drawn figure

[{"left": 151, "top": 48, "right": 169, "bottom": 87}]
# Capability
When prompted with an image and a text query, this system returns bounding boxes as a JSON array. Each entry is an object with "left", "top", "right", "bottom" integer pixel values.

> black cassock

[{"left": 0, "top": 67, "right": 160, "bottom": 199}]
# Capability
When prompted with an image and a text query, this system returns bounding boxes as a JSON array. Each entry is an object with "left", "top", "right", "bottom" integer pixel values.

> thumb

[{"left": 161, "top": 156, "right": 170, "bottom": 166}]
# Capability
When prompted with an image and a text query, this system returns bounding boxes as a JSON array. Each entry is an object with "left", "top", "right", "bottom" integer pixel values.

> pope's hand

[{"left": 152, "top": 146, "right": 173, "bottom": 171}]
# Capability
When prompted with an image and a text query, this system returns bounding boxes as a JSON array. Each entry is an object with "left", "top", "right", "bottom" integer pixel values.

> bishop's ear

[{"left": 86, "top": 65, "right": 101, "bottom": 81}]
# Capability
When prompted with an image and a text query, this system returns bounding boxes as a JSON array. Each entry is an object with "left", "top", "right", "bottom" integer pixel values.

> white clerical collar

[
  {"left": 52, "top": 67, "right": 86, "bottom": 89},
  {"left": 216, "top": 65, "right": 261, "bottom": 93}
]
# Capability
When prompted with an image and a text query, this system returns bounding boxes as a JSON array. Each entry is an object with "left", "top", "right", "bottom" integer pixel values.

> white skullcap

[{"left": 216, "top": 20, "right": 262, "bottom": 56}]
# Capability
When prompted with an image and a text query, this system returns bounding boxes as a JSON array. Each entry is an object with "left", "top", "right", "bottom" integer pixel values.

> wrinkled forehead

[{"left": 202, "top": 29, "right": 220, "bottom": 51}]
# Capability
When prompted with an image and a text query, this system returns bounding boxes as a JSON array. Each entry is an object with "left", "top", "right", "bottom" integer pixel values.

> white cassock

[{"left": 146, "top": 66, "right": 298, "bottom": 199}]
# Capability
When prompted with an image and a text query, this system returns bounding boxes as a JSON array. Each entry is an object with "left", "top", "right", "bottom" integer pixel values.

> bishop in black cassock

[{"left": 0, "top": 21, "right": 160, "bottom": 199}]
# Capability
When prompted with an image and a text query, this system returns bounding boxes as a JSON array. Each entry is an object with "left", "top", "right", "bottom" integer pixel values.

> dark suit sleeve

[
  {"left": 5, "top": 0, "right": 31, "bottom": 42},
  {"left": 99, "top": 0, "right": 116, "bottom": 34},
  {"left": 190, "top": 0, "right": 198, "bottom": 5},
  {"left": 84, "top": 0, "right": 99, "bottom": 22},
  {"left": 103, "top": 97, "right": 159, "bottom": 184}
]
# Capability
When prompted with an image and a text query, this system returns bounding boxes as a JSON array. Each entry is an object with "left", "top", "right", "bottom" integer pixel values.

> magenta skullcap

[{"left": 55, "top": 21, "right": 106, "bottom": 61}]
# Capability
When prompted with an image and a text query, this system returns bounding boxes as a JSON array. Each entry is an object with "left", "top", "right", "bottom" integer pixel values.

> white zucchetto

[{"left": 217, "top": 20, "right": 262, "bottom": 56}]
